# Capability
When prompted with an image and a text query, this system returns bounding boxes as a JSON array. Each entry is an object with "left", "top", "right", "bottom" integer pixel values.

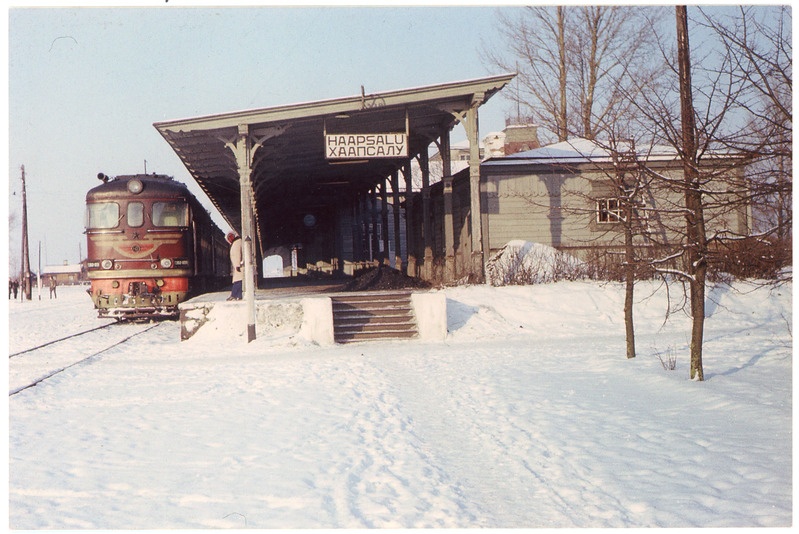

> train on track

[{"left": 85, "top": 173, "right": 230, "bottom": 320}]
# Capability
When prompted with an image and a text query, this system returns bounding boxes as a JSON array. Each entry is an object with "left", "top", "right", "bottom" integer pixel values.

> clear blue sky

[{"left": 7, "top": 5, "right": 515, "bottom": 270}]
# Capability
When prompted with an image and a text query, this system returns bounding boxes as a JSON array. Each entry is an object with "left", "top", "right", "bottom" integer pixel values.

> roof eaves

[{"left": 154, "top": 73, "right": 516, "bottom": 133}]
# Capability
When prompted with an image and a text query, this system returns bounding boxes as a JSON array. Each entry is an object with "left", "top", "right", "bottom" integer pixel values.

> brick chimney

[{"left": 503, "top": 123, "right": 540, "bottom": 155}]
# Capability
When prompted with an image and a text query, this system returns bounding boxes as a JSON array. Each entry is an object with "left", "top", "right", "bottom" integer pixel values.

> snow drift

[{"left": 485, "top": 240, "right": 586, "bottom": 285}]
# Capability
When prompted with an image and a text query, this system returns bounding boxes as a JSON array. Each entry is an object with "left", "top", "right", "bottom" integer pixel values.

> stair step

[
  {"left": 331, "top": 291, "right": 412, "bottom": 301},
  {"left": 335, "top": 315, "right": 414, "bottom": 326},
  {"left": 332, "top": 301, "right": 412, "bottom": 309},
  {"left": 335, "top": 330, "right": 418, "bottom": 342},
  {"left": 333, "top": 302, "right": 412, "bottom": 310},
  {"left": 331, "top": 292, "right": 418, "bottom": 343},
  {"left": 333, "top": 309, "right": 412, "bottom": 318},
  {"left": 335, "top": 324, "right": 416, "bottom": 335}
]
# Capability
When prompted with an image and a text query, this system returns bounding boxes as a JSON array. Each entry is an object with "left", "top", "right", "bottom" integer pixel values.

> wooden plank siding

[{"left": 408, "top": 153, "right": 750, "bottom": 280}]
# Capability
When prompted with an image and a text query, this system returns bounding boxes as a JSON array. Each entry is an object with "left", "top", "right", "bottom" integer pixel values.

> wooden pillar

[
  {"left": 392, "top": 170, "right": 402, "bottom": 270},
  {"left": 403, "top": 161, "right": 415, "bottom": 276},
  {"left": 370, "top": 187, "right": 379, "bottom": 262},
  {"left": 333, "top": 207, "right": 343, "bottom": 274},
  {"left": 231, "top": 124, "right": 257, "bottom": 342},
  {"left": 363, "top": 189, "right": 374, "bottom": 261},
  {"left": 353, "top": 193, "right": 363, "bottom": 262},
  {"left": 464, "top": 94, "right": 485, "bottom": 282},
  {"left": 420, "top": 147, "right": 433, "bottom": 280},
  {"left": 440, "top": 132, "right": 455, "bottom": 282},
  {"left": 360, "top": 192, "right": 368, "bottom": 261},
  {"left": 380, "top": 181, "right": 390, "bottom": 266}
]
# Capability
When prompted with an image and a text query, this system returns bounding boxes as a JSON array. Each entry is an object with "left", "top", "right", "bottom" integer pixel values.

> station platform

[{"left": 178, "top": 276, "right": 447, "bottom": 344}]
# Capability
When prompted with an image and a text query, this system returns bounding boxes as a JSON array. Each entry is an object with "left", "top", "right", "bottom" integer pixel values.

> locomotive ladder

[{"left": 331, "top": 291, "right": 418, "bottom": 343}]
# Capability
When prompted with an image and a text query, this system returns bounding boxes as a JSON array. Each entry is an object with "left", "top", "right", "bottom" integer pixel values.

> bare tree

[
  {"left": 485, "top": 6, "right": 569, "bottom": 141},
  {"left": 486, "top": 5, "right": 788, "bottom": 373},
  {"left": 610, "top": 141, "right": 651, "bottom": 360},
  {"left": 622, "top": 5, "right": 791, "bottom": 380},
  {"left": 697, "top": 6, "right": 792, "bottom": 277},
  {"left": 483, "top": 6, "right": 666, "bottom": 143}
]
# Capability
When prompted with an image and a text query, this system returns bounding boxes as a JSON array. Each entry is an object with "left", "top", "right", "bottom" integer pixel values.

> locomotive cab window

[
  {"left": 86, "top": 202, "right": 120, "bottom": 229},
  {"left": 153, "top": 201, "right": 188, "bottom": 227},
  {"left": 127, "top": 202, "right": 144, "bottom": 227}
]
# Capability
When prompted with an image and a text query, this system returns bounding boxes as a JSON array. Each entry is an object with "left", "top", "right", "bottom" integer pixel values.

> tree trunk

[
  {"left": 676, "top": 6, "right": 705, "bottom": 381},
  {"left": 624, "top": 213, "right": 636, "bottom": 359},
  {"left": 583, "top": 7, "right": 601, "bottom": 140},
  {"left": 557, "top": 6, "right": 568, "bottom": 141}
]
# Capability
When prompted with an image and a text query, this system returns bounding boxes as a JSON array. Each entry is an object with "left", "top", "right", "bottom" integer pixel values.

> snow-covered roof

[
  {"left": 41, "top": 264, "right": 82, "bottom": 275},
  {"left": 483, "top": 137, "right": 680, "bottom": 166},
  {"left": 449, "top": 137, "right": 487, "bottom": 151}
]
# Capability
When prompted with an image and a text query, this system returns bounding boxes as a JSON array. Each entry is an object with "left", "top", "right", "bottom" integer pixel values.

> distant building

[
  {"left": 42, "top": 262, "right": 85, "bottom": 285},
  {"left": 426, "top": 121, "right": 540, "bottom": 183}
]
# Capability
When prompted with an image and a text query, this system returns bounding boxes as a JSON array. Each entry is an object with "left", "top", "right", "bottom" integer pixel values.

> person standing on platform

[{"left": 226, "top": 232, "right": 243, "bottom": 301}]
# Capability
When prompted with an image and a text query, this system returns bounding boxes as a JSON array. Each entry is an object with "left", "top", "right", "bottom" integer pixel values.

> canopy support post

[
  {"left": 420, "top": 147, "right": 433, "bottom": 280},
  {"left": 464, "top": 93, "right": 485, "bottom": 282},
  {"left": 380, "top": 181, "right": 390, "bottom": 266},
  {"left": 230, "top": 124, "right": 258, "bottom": 342},
  {"left": 439, "top": 130, "right": 455, "bottom": 282},
  {"left": 403, "top": 160, "right": 415, "bottom": 276},
  {"left": 391, "top": 171, "right": 402, "bottom": 270}
]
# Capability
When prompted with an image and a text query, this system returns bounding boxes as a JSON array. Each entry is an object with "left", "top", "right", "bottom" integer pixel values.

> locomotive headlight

[
  {"left": 101, "top": 259, "right": 113, "bottom": 270},
  {"left": 160, "top": 258, "right": 173, "bottom": 268},
  {"left": 127, "top": 179, "right": 144, "bottom": 194}
]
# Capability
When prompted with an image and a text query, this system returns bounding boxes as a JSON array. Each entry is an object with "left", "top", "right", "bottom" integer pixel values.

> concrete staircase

[{"left": 331, "top": 292, "right": 418, "bottom": 343}]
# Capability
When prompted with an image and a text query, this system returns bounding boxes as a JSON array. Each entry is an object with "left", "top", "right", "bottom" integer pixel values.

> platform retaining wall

[{"left": 179, "top": 291, "right": 446, "bottom": 344}]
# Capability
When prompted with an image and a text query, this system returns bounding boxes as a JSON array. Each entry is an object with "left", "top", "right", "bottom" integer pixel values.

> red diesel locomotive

[{"left": 85, "top": 173, "right": 229, "bottom": 319}]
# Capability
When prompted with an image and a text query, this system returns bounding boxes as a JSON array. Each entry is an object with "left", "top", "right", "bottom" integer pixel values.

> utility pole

[
  {"left": 37, "top": 241, "right": 42, "bottom": 300},
  {"left": 20, "top": 165, "right": 32, "bottom": 300}
]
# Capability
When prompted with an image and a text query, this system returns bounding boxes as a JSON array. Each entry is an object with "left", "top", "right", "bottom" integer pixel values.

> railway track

[
  {"left": 9, "top": 322, "right": 118, "bottom": 358},
  {"left": 9, "top": 322, "right": 165, "bottom": 397}
]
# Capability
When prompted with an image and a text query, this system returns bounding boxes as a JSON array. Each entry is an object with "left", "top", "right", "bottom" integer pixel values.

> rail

[{"left": 9, "top": 322, "right": 162, "bottom": 397}]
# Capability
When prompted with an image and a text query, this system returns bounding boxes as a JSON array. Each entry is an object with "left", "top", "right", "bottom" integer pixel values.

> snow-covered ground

[{"left": 7, "top": 279, "right": 792, "bottom": 528}]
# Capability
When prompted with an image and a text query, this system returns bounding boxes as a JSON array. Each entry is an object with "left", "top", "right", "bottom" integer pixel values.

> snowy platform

[{"left": 178, "top": 280, "right": 446, "bottom": 344}]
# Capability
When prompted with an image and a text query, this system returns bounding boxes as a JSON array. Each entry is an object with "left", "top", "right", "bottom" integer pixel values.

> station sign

[{"left": 325, "top": 133, "right": 408, "bottom": 159}]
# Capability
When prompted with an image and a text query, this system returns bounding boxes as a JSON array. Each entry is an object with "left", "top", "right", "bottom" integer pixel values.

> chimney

[{"left": 503, "top": 122, "right": 540, "bottom": 155}]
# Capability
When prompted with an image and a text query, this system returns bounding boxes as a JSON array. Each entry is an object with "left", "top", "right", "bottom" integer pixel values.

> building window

[{"left": 597, "top": 198, "right": 624, "bottom": 223}]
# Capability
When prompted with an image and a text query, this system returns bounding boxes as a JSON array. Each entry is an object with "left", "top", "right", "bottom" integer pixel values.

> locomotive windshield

[
  {"left": 127, "top": 202, "right": 144, "bottom": 227},
  {"left": 86, "top": 202, "right": 120, "bottom": 229},
  {"left": 153, "top": 201, "right": 188, "bottom": 227}
]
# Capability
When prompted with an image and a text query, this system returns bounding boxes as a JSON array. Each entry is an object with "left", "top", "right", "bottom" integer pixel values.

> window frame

[
  {"left": 596, "top": 198, "right": 624, "bottom": 224},
  {"left": 152, "top": 201, "right": 189, "bottom": 228},
  {"left": 127, "top": 201, "right": 145, "bottom": 228},
  {"left": 86, "top": 202, "right": 121, "bottom": 229}
]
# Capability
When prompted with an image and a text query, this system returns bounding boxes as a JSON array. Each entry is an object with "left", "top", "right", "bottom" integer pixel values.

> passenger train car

[{"left": 85, "top": 173, "right": 229, "bottom": 319}]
